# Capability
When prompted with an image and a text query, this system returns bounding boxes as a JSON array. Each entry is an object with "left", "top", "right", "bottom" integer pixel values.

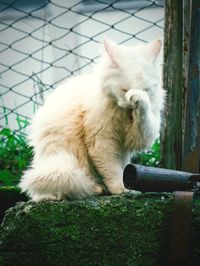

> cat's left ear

[
  {"left": 104, "top": 38, "right": 120, "bottom": 66},
  {"left": 148, "top": 38, "right": 162, "bottom": 62}
]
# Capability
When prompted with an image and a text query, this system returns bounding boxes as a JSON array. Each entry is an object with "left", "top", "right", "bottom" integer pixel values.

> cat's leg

[
  {"left": 30, "top": 193, "right": 62, "bottom": 202},
  {"left": 19, "top": 150, "right": 101, "bottom": 201},
  {"left": 125, "top": 89, "right": 160, "bottom": 149},
  {"left": 88, "top": 138, "right": 128, "bottom": 194}
]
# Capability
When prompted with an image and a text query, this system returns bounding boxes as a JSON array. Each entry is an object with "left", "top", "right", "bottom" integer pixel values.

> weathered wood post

[
  {"left": 161, "top": 0, "right": 183, "bottom": 170},
  {"left": 161, "top": 0, "right": 200, "bottom": 173},
  {"left": 161, "top": 2, "right": 200, "bottom": 264},
  {"left": 182, "top": 0, "right": 200, "bottom": 173}
]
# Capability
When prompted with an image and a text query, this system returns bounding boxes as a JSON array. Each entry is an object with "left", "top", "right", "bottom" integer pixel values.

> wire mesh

[{"left": 0, "top": 0, "right": 164, "bottom": 133}]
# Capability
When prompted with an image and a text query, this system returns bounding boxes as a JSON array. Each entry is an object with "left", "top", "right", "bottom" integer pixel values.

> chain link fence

[{"left": 0, "top": 0, "right": 164, "bottom": 133}]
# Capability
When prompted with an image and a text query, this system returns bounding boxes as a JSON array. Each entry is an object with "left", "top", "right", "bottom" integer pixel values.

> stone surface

[
  {"left": 0, "top": 193, "right": 199, "bottom": 266},
  {"left": 0, "top": 187, "right": 28, "bottom": 224}
]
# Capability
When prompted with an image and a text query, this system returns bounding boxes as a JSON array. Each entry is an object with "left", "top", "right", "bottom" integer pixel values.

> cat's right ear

[{"left": 104, "top": 38, "right": 119, "bottom": 67}]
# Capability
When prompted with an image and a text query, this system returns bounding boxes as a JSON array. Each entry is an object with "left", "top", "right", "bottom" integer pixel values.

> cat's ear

[
  {"left": 104, "top": 38, "right": 119, "bottom": 66},
  {"left": 148, "top": 38, "right": 162, "bottom": 61}
]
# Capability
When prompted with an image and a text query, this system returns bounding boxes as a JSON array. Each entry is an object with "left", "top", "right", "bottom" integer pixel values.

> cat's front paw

[
  {"left": 108, "top": 182, "right": 130, "bottom": 195},
  {"left": 125, "top": 89, "right": 150, "bottom": 118}
]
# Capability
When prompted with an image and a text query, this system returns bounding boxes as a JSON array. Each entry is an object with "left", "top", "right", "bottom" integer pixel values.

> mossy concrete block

[
  {"left": 0, "top": 187, "right": 28, "bottom": 224},
  {"left": 0, "top": 193, "right": 199, "bottom": 266}
]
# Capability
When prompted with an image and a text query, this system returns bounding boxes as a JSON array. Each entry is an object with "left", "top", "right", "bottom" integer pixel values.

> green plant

[
  {"left": 0, "top": 74, "right": 50, "bottom": 187},
  {"left": 131, "top": 139, "right": 160, "bottom": 167},
  {"left": 0, "top": 127, "right": 33, "bottom": 187}
]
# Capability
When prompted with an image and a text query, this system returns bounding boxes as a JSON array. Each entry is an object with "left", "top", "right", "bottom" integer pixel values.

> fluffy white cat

[{"left": 19, "top": 38, "right": 164, "bottom": 201}]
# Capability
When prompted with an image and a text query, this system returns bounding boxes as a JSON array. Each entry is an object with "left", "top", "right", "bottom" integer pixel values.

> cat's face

[{"left": 102, "top": 38, "right": 162, "bottom": 108}]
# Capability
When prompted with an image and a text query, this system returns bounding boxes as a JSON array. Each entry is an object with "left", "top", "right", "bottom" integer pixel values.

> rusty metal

[
  {"left": 169, "top": 191, "right": 194, "bottom": 265},
  {"left": 123, "top": 164, "right": 200, "bottom": 192}
]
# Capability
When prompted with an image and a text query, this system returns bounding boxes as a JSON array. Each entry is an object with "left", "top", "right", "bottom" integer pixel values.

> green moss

[
  {"left": 0, "top": 193, "right": 175, "bottom": 266},
  {"left": 2, "top": 193, "right": 200, "bottom": 266}
]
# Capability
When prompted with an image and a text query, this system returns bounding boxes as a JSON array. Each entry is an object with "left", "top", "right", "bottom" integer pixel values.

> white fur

[{"left": 19, "top": 39, "right": 164, "bottom": 201}]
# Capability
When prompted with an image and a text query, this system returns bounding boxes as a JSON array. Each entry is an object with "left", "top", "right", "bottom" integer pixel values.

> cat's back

[
  {"left": 34, "top": 74, "right": 99, "bottom": 121},
  {"left": 29, "top": 74, "right": 100, "bottom": 146},
  {"left": 47, "top": 74, "right": 97, "bottom": 106}
]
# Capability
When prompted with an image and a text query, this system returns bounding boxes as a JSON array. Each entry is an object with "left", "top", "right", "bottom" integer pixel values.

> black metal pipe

[{"left": 123, "top": 164, "right": 200, "bottom": 192}]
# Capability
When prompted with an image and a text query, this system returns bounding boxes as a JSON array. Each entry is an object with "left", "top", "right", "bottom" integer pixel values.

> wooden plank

[
  {"left": 161, "top": 0, "right": 183, "bottom": 170},
  {"left": 182, "top": 0, "right": 200, "bottom": 172}
]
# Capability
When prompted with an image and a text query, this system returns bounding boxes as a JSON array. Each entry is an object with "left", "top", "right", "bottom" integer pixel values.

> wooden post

[
  {"left": 161, "top": 0, "right": 183, "bottom": 170},
  {"left": 161, "top": 0, "right": 200, "bottom": 172},
  {"left": 182, "top": 0, "right": 200, "bottom": 173}
]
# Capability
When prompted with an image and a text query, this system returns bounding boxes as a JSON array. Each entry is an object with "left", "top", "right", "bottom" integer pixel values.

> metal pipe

[{"left": 123, "top": 164, "right": 200, "bottom": 192}]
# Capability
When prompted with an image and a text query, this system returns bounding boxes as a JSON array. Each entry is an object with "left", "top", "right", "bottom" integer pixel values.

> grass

[{"left": 0, "top": 127, "right": 33, "bottom": 187}]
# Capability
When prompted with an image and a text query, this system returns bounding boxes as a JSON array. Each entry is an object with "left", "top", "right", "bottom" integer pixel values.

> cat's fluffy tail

[{"left": 19, "top": 150, "right": 100, "bottom": 201}]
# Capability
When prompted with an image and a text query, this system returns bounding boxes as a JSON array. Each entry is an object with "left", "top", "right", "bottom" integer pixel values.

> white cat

[{"left": 19, "top": 38, "right": 164, "bottom": 201}]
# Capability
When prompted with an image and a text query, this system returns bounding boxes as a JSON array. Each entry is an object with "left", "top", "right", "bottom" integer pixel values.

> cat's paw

[
  {"left": 125, "top": 89, "right": 150, "bottom": 118},
  {"left": 108, "top": 183, "right": 130, "bottom": 195},
  {"left": 94, "top": 185, "right": 104, "bottom": 195},
  {"left": 32, "top": 194, "right": 63, "bottom": 202}
]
